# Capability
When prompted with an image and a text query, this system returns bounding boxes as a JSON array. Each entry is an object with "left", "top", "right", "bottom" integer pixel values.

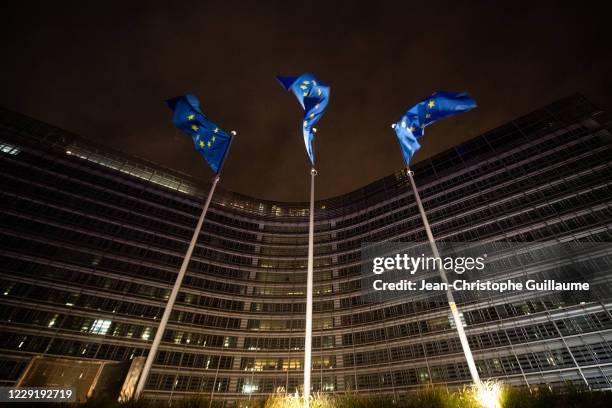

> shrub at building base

[{"left": 263, "top": 384, "right": 611, "bottom": 408}]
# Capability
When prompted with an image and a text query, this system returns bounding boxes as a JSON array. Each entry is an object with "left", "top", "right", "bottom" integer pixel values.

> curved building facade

[{"left": 1, "top": 94, "right": 612, "bottom": 404}]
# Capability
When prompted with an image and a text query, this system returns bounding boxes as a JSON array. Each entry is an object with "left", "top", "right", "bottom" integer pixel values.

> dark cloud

[{"left": 1, "top": 1, "right": 610, "bottom": 201}]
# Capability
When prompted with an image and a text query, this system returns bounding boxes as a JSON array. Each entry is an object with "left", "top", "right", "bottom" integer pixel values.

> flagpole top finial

[
  {"left": 312, "top": 128, "right": 317, "bottom": 133},
  {"left": 311, "top": 168, "right": 318, "bottom": 176},
  {"left": 230, "top": 130, "right": 237, "bottom": 136},
  {"left": 391, "top": 124, "right": 396, "bottom": 129}
]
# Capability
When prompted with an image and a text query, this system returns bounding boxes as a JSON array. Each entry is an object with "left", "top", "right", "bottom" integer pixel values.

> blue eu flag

[
  {"left": 394, "top": 91, "right": 476, "bottom": 165},
  {"left": 277, "top": 73, "right": 330, "bottom": 164},
  {"left": 166, "top": 94, "right": 232, "bottom": 174}
]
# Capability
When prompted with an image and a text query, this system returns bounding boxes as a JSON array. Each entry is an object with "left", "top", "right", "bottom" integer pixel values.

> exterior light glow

[{"left": 472, "top": 380, "right": 504, "bottom": 408}]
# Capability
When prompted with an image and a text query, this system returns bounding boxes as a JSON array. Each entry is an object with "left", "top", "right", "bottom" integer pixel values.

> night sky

[{"left": 1, "top": 1, "right": 610, "bottom": 202}]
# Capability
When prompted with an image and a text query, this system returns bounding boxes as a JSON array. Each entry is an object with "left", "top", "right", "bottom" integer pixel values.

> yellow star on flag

[
  {"left": 199, "top": 140, "right": 204, "bottom": 148},
  {"left": 191, "top": 125, "right": 198, "bottom": 131},
  {"left": 187, "top": 114, "right": 195, "bottom": 121},
  {"left": 207, "top": 141, "right": 212, "bottom": 148},
  {"left": 428, "top": 100, "right": 435, "bottom": 109},
  {"left": 214, "top": 128, "right": 218, "bottom": 133}
]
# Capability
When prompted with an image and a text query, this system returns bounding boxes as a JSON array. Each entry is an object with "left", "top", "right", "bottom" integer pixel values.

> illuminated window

[
  {"left": 47, "top": 314, "right": 59, "bottom": 327},
  {"left": 223, "top": 337, "right": 232, "bottom": 348},
  {"left": 90, "top": 319, "right": 112, "bottom": 335},
  {"left": 448, "top": 312, "right": 467, "bottom": 328},
  {"left": 282, "top": 359, "right": 302, "bottom": 371},
  {"left": 314, "top": 318, "right": 333, "bottom": 330},
  {"left": 313, "top": 356, "right": 334, "bottom": 369},
  {"left": 242, "top": 383, "right": 258, "bottom": 394},
  {"left": 0, "top": 143, "right": 20, "bottom": 155},
  {"left": 253, "top": 359, "right": 278, "bottom": 371},
  {"left": 141, "top": 327, "right": 152, "bottom": 340},
  {"left": 321, "top": 382, "right": 335, "bottom": 391}
]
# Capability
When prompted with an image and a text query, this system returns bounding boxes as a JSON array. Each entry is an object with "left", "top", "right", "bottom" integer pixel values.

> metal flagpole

[
  {"left": 135, "top": 132, "right": 235, "bottom": 400},
  {"left": 304, "top": 135, "right": 317, "bottom": 407},
  {"left": 406, "top": 167, "right": 481, "bottom": 386}
]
